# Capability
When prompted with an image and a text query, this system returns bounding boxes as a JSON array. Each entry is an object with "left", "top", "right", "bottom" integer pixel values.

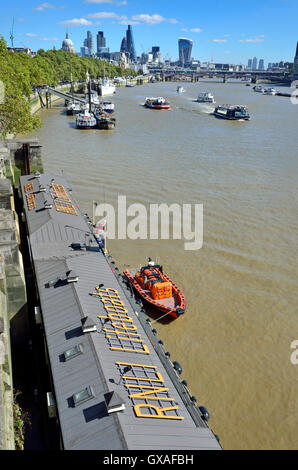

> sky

[{"left": 1, "top": 0, "right": 297, "bottom": 65}]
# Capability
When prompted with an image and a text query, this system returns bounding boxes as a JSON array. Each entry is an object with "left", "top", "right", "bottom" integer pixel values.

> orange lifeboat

[{"left": 123, "top": 259, "right": 185, "bottom": 319}]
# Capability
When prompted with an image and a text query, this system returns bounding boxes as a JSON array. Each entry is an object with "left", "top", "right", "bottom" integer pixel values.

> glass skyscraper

[
  {"left": 178, "top": 38, "right": 193, "bottom": 67},
  {"left": 126, "top": 25, "right": 136, "bottom": 62}
]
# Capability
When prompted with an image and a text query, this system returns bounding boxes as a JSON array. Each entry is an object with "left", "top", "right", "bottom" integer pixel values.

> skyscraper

[
  {"left": 120, "top": 36, "right": 127, "bottom": 53},
  {"left": 258, "top": 59, "right": 264, "bottom": 70},
  {"left": 126, "top": 25, "right": 136, "bottom": 62},
  {"left": 83, "top": 31, "right": 94, "bottom": 55},
  {"left": 97, "top": 31, "right": 106, "bottom": 52},
  {"left": 252, "top": 57, "right": 258, "bottom": 70},
  {"left": 178, "top": 38, "right": 193, "bottom": 67},
  {"left": 293, "top": 41, "right": 298, "bottom": 79},
  {"left": 247, "top": 58, "right": 252, "bottom": 69}
]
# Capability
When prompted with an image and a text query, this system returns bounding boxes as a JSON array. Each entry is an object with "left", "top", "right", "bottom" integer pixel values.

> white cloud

[
  {"left": 25, "top": 33, "right": 38, "bottom": 37},
  {"left": 131, "top": 14, "right": 178, "bottom": 25},
  {"left": 238, "top": 38, "right": 264, "bottom": 43},
  {"left": 182, "top": 27, "right": 202, "bottom": 33},
  {"left": 212, "top": 39, "right": 228, "bottom": 43},
  {"left": 84, "top": 0, "right": 127, "bottom": 4},
  {"left": 118, "top": 20, "right": 140, "bottom": 25},
  {"left": 39, "top": 36, "right": 58, "bottom": 41},
  {"left": 34, "top": 2, "right": 55, "bottom": 10},
  {"left": 86, "top": 12, "right": 127, "bottom": 20},
  {"left": 60, "top": 18, "right": 93, "bottom": 26}
]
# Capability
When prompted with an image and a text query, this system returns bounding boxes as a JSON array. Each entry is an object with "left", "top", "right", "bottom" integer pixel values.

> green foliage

[{"left": 0, "top": 37, "right": 137, "bottom": 137}]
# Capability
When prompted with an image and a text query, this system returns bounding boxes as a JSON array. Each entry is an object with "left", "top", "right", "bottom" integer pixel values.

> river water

[{"left": 25, "top": 80, "right": 298, "bottom": 449}]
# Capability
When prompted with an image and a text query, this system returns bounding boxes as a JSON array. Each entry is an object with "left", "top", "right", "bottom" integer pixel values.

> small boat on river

[
  {"left": 144, "top": 97, "right": 171, "bottom": 109},
  {"left": 197, "top": 92, "right": 215, "bottom": 103},
  {"left": 214, "top": 104, "right": 250, "bottom": 121},
  {"left": 123, "top": 259, "right": 185, "bottom": 319}
]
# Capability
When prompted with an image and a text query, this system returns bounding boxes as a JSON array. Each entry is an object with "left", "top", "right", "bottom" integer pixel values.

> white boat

[
  {"left": 66, "top": 102, "right": 82, "bottom": 115},
  {"left": 76, "top": 109, "right": 96, "bottom": 129},
  {"left": 98, "top": 100, "right": 115, "bottom": 114},
  {"left": 177, "top": 86, "right": 185, "bottom": 93},
  {"left": 84, "top": 90, "right": 101, "bottom": 105},
  {"left": 144, "top": 97, "right": 171, "bottom": 109},
  {"left": 98, "top": 78, "right": 116, "bottom": 97},
  {"left": 264, "top": 87, "right": 277, "bottom": 95},
  {"left": 197, "top": 92, "right": 215, "bottom": 103},
  {"left": 253, "top": 85, "right": 265, "bottom": 93}
]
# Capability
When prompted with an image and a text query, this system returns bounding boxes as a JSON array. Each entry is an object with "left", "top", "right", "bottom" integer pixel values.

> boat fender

[
  {"left": 181, "top": 380, "right": 188, "bottom": 387},
  {"left": 191, "top": 396, "right": 197, "bottom": 403},
  {"left": 172, "top": 361, "right": 182, "bottom": 375},
  {"left": 176, "top": 308, "right": 185, "bottom": 316},
  {"left": 199, "top": 406, "right": 210, "bottom": 422},
  {"left": 165, "top": 352, "right": 171, "bottom": 357}
]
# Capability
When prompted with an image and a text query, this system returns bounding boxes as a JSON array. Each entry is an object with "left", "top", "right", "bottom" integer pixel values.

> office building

[
  {"left": 126, "top": 25, "right": 136, "bottom": 62},
  {"left": 252, "top": 57, "right": 258, "bottom": 70},
  {"left": 178, "top": 38, "right": 193, "bottom": 67},
  {"left": 258, "top": 59, "right": 265, "bottom": 70}
]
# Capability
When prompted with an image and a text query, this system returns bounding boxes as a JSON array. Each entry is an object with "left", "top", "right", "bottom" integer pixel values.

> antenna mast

[{"left": 10, "top": 17, "right": 15, "bottom": 47}]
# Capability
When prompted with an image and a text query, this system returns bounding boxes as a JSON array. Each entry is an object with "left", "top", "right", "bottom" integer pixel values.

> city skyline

[{"left": 1, "top": 1, "right": 298, "bottom": 63}]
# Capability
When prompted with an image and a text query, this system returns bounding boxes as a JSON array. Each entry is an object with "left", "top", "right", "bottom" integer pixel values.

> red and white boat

[
  {"left": 123, "top": 259, "right": 185, "bottom": 319},
  {"left": 144, "top": 97, "right": 171, "bottom": 110}
]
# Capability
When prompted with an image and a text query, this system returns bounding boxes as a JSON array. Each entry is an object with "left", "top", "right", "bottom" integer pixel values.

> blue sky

[{"left": 1, "top": 1, "right": 297, "bottom": 64}]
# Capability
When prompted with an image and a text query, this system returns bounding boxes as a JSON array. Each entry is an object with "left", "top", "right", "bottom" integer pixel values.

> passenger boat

[
  {"left": 214, "top": 105, "right": 250, "bottom": 121},
  {"left": 177, "top": 86, "right": 185, "bottom": 93},
  {"left": 264, "top": 87, "right": 277, "bottom": 95},
  {"left": 253, "top": 85, "right": 265, "bottom": 93},
  {"left": 197, "top": 92, "right": 215, "bottom": 103},
  {"left": 123, "top": 259, "right": 185, "bottom": 319},
  {"left": 144, "top": 97, "right": 171, "bottom": 109},
  {"left": 76, "top": 109, "right": 97, "bottom": 129}
]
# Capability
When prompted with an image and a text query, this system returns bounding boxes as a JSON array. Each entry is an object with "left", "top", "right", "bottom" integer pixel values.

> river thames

[{"left": 25, "top": 79, "right": 298, "bottom": 449}]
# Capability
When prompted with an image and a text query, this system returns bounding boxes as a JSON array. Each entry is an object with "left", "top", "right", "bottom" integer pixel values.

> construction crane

[{"left": 10, "top": 17, "right": 15, "bottom": 47}]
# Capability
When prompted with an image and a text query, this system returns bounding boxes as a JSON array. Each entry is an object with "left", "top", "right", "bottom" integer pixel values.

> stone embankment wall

[{"left": 0, "top": 141, "right": 38, "bottom": 449}]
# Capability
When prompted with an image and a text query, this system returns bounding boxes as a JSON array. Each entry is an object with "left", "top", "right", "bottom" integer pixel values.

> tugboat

[
  {"left": 197, "top": 92, "right": 215, "bottom": 103},
  {"left": 123, "top": 259, "right": 185, "bottom": 320},
  {"left": 144, "top": 97, "right": 171, "bottom": 109},
  {"left": 76, "top": 109, "right": 97, "bottom": 129},
  {"left": 214, "top": 104, "right": 250, "bottom": 121}
]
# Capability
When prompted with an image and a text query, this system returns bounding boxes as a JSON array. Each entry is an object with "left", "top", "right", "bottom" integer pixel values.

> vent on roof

[
  {"left": 39, "top": 185, "right": 46, "bottom": 192},
  {"left": 72, "top": 386, "right": 95, "bottom": 407},
  {"left": 81, "top": 316, "right": 97, "bottom": 334},
  {"left": 34, "top": 171, "right": 41, "bottom": 179},
  {"left": 66, "top": 270, "right": 78, "bottom": 283},
  {"left": 44, "top": 201, "right": 53, "bottom": 210},
  {"left": 104, "top": 391, "right": 126, "bottom": 414},
  {"left": 63, "top": 344, "right": 83, "bottom": 361}
]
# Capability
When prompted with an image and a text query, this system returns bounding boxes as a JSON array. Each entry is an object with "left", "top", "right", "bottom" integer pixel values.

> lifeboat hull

[{"left": 123, "top": 268, "right": 185, "bottom": 319}]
